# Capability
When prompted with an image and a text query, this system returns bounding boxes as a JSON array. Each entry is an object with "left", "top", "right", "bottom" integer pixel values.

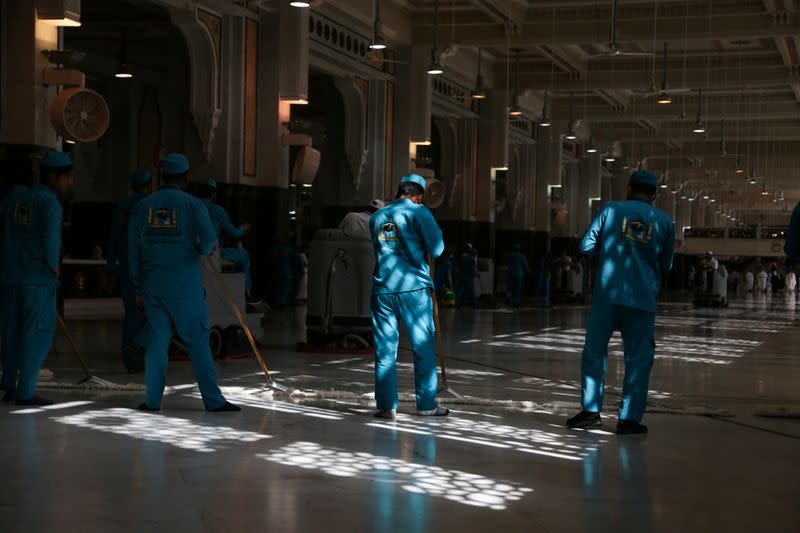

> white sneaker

[
  {"left": 39, "top": 368, "right": 54, "bottom": 380},
  {"left": 417, "top": 406, "right": 449, "bottom": 417}
]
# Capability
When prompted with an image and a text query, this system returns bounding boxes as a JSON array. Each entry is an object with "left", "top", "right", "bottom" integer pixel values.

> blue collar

[
  {"left": 393, "top": 198, "right": 414, "bottom": 206},
  {"left": 161, "top": 184, "right": 182, "bottom": 191},
  {"left": 36, "top": 184, "right": 57, "bottom": 198}
]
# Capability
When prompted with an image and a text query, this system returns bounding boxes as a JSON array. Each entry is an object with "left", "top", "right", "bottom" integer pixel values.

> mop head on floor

[{"left": 38, "top": 379, "right": 148, "bottom": 392}]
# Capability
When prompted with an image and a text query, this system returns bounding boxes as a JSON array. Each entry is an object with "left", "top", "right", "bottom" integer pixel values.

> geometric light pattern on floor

[
  {"left": 368, "top": 414, "right": 604, "bottom": 461},
  {"left": 259, "top": 441, "right": 533, "bottom": 510},
  {"left": 53, "top": 408, "right": 270, "bottom": 452},
  {"left": 460, "top": 326, "right": 764, "bottom": 365}
]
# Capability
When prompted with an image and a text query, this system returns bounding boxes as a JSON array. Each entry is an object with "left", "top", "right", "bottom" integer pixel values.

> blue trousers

[
  {"left": 581, "top": 303, "right": 656, "bottom": 423},
  {"left": 371, "top": 288, "right": 438, "bottom": 411},
  {"left": 221, "top": 248, "right": 251, "bottom": 293},
  {"left": 456, "top": 277, "right": 478, "bottom": 307},
  {"left": 0, "top": 283, "right": 57, "bottom": 399},
  {"left": 142, "top": 293, "right": 226, "bottom": 409},
  {"left": 507, "top": 275, "right": 523, "bottom": 307},
  {"left": 120, "top": 279, "right": 147, "bottom": 370}
]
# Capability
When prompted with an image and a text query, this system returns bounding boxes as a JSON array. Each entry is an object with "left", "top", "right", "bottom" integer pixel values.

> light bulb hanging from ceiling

[
  {"left": 369, "top": 0, "right": 387, "bottom": 50},
  {"left": 540, "top": 90, "right": 551, "bottom": 127},
  {"left": 427, "top": 0, "right": 443, "bottom": 75},
  {"left": 656, "top": 42, "right": 672, "bottom": 104},
  {"left": 565, "top": 92, "right": 577, "bottom": 140},
  {"left": 472, "top": 48, "right": 486, "bottom": 99},
  {"left": 114, "top": 30, "right": 133, "bottom": 79},
  {"left": 509, "top": 49, "right": 523, "bottom": 117},
  {"left": 692, "top": 88, "right": 705, "bottom": 133}
]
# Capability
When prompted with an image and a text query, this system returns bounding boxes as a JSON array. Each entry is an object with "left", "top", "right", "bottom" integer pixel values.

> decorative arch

[
  {"left": 432, "top": 116, "right": 457, "bottom": 207},
  {"left": 170, "top": 7, "right": 221, "bottom": 158},
  {"left": 333, "top": 77, "right": 367, "bottom": 192}
]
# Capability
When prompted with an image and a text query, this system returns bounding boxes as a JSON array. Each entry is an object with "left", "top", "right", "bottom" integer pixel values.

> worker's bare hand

[{"left": 241, "top": 223, "right": 252, "bottom": 232}]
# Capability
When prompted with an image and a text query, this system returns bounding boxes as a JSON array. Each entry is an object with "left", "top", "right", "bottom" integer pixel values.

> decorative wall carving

[{"left": 171, "top": 7, "right": 222, "bottom": 158}]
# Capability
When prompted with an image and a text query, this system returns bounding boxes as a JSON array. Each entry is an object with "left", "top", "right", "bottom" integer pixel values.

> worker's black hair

[
  {"left": 131, "top": 180, "right": 151, "bottom": 193},
  {"left": 163, "top": 171, "right": 188, "bottom": 184},
  {"left": 395, "top": 181, "right": 424, "bottom": 199},
  {"left": 629, "top": 182, "right": 657, "bottom": 197},
  {"left": 196, "top": 184, "right": 216, "bottom": 199},
  {"left": 40, "top": 165, "right": 73, "bottom": 179}
]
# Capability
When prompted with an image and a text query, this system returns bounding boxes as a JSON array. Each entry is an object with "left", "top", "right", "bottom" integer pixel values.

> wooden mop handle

[
  {"left": 428, "top": 258, "right": 447, "bottom": 383},
  {"left": 204, "top": 257, "right": 273, "bottom": 383},
  {"left": 57, "top": 313, "right": 91, "bottom": 377}
]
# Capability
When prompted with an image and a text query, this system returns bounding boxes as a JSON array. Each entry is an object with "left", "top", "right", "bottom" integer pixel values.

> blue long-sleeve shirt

[
  {"left": 0, "top": 184, "right": 61, "bottom": 286},
  {"left": 128, "top": 184, "right": 218, "bottom": 299},
  {"left": 205, "top": 200, "right": 245, "bottom": 243},
  {"left": 580, "top": 199, "right": 675, "bottom": 313},
  {"left": 508, "top": 251, "right": 530, "bottom": 280},
  {"left": 370, "top": 198, "right": 445, "bottom": 294},
  {"left": 784, "top": 202, "right": 800, "bottom": 259},
  {"left": 107, "top": 191, "right": 147, "bottom": 282}
]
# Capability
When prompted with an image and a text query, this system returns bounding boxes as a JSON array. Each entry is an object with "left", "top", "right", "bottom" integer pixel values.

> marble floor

[{"left": 1, "top": 291, "right": 798, "bottom": 532}]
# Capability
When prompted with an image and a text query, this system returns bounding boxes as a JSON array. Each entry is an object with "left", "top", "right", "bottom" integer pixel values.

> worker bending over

[
  {"left": 198, "top": 179, "right": 259, "bottom": 305},
  {"left": 107, "top": 169, "right": 152, "bottom": 372},
  {"left": 128, "top": 153, "right": 238, "bottom": 412},
  {"left": 0, "top": 151, "right": 73, "bottom": 405},
  {"left": 567, "top": 171, "right": 675, "bottom": 435},
  {"left": 370, "top": 174, "right": 447, "bottom": 420}
]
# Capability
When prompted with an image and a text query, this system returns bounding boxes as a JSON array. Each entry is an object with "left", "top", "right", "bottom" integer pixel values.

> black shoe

[
  {"left": 566, "top": 410, "right": 602, "bottom": 429},
  {"left": 137, "top": 402, "right": 160, "bottom": 412},
  {"left": 2, "top": 389, "right": 16, "bottom": 402},
  {"left": 616, "top": 420, "right": 648, "bottom": 435},
  {"left": 246, "top": 294, "right": 263, "bottom": 305},
  {"left": 15, "top": 396, "right": 54, "bottom": 406},
  {"left": 208, "top": 401, "right": 241, "bottom": 412},
  {"left": 374, "top": 409, "right": 397, "bottom": 420}
]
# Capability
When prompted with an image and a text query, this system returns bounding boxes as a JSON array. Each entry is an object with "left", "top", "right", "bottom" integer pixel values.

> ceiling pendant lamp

[
  {"left": 472, "top": 48, "right": 486, "bottom": 100},
  {"left": 509, "top": 49, "right": 523, "bottom": 117},
  {"left": 369, "top": 0, "right": 387, "bottom": 50},
  {"left": 539, "top": 91, "right": 551, "bottom": 126},
  {"left": 565, "top": 92, "right": 577, "bottom": 140},
  {"left": 114, "top": 31, "right": 133, "bottom": 79},
  {"left": 656, "top": 43, "right": 672, "bottom": 104},
  {"left": 692, "top": 88, "right": 705, "bottom": 134},
  {"left": 427, "top": 0, "right": 443, "bottom": 75},
  {"left": 289, "top": 1, "right": 311, "bottom": 7}
]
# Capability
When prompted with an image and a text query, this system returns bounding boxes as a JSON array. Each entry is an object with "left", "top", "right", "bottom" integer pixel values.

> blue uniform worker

[
  {"left": 107, "top": 169, "right": 152, "bottom": 372},
  {"left": 200, "top": 179, "right": 256, "bottom": 301},
  {"left": 567, "top": 171, "right": 675, "bottom": 435},
  {"left": 0, "top": 151, "right": 73, "bottom": 405},
  {"left": 506, "top": 244, "right": 530, "bottom": 307},
  {"left": 128, "top": 153, "right": 238, "bottom": 412},
  {"left": 370, "top": 174, "right": 447, "bottom": 419},
  {"left": 456, "top": 244, "right": 479, "bottom": 308},
  {"left": 784, "top": 202, "right": 800, "bottom": 260}
]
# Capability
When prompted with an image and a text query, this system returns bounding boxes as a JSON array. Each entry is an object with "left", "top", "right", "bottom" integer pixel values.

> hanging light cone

[
  {"left": 472, "top": 48, "right": 486, "bottom": 99},
  {"left": 427, "top": 0, "right": 443, "bottom": 75},
  {"left": 539, "top": 91, "right": 551, "bottom": 126},
  {"left": 509, "top": 49, "right": 523, "bottom": 117},
  {"left": 657, "top": 92, "right": 672, "bottom": 105},
  {"left": 586, "top": 138, "right": 598, "bottom": 153},
  {"left": 656, "top": 43, "right": 671, "bottom": 105},
  {"left": 692, "top": 88, "right": 705, "bottom": 133}
]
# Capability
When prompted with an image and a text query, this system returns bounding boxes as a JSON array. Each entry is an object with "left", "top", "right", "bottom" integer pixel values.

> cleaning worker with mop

[
  {"left": 128, "top": 153, "right": 239, "bottom": 412},
  {"left": 0, "top": 151, "right": 73, "bottom": 405},
  {"left": 106, "top": 169, "right": 153, "bottom": 373},
  {"left": 369, "top": 174, "right": 448, "bottom": 420}
]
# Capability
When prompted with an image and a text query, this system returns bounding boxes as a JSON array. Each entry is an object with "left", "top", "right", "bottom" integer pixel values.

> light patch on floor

[
  {"left": 53, "top": 408, "right": 270, "bottom": 452},
  {"left": 259, "top": 441, "right": 533, "bottom": 510}
]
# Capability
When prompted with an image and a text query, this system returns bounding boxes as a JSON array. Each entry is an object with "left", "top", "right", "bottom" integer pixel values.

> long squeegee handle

[
  {"left": 428, "top": 258, "right": 447, "bottom": 385},
  {"left": 56, "top": 312, "right": 91, "bottom": 378},
  {"left": 204, "top": 256, "right": 273, "bottom": 384}
]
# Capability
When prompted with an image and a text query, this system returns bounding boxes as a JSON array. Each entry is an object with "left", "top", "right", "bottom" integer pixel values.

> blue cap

[
  {"left": 401, "top": 173, "right": 427, "bottom": 191},
  {"left": 161, "top": 153, "right": 190, "bottom": 175},
  {"left": 205, "top": 179, "right": 217, "bottom": 190},
  {"left": 129, "top": 169, "right": 152, "bottom": 186},
  {"left": 41, "top": 150, "right": 72, "bottom": 168},
  {"left": 629, "top": 170, "right": 658, "bottom": 188}
]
